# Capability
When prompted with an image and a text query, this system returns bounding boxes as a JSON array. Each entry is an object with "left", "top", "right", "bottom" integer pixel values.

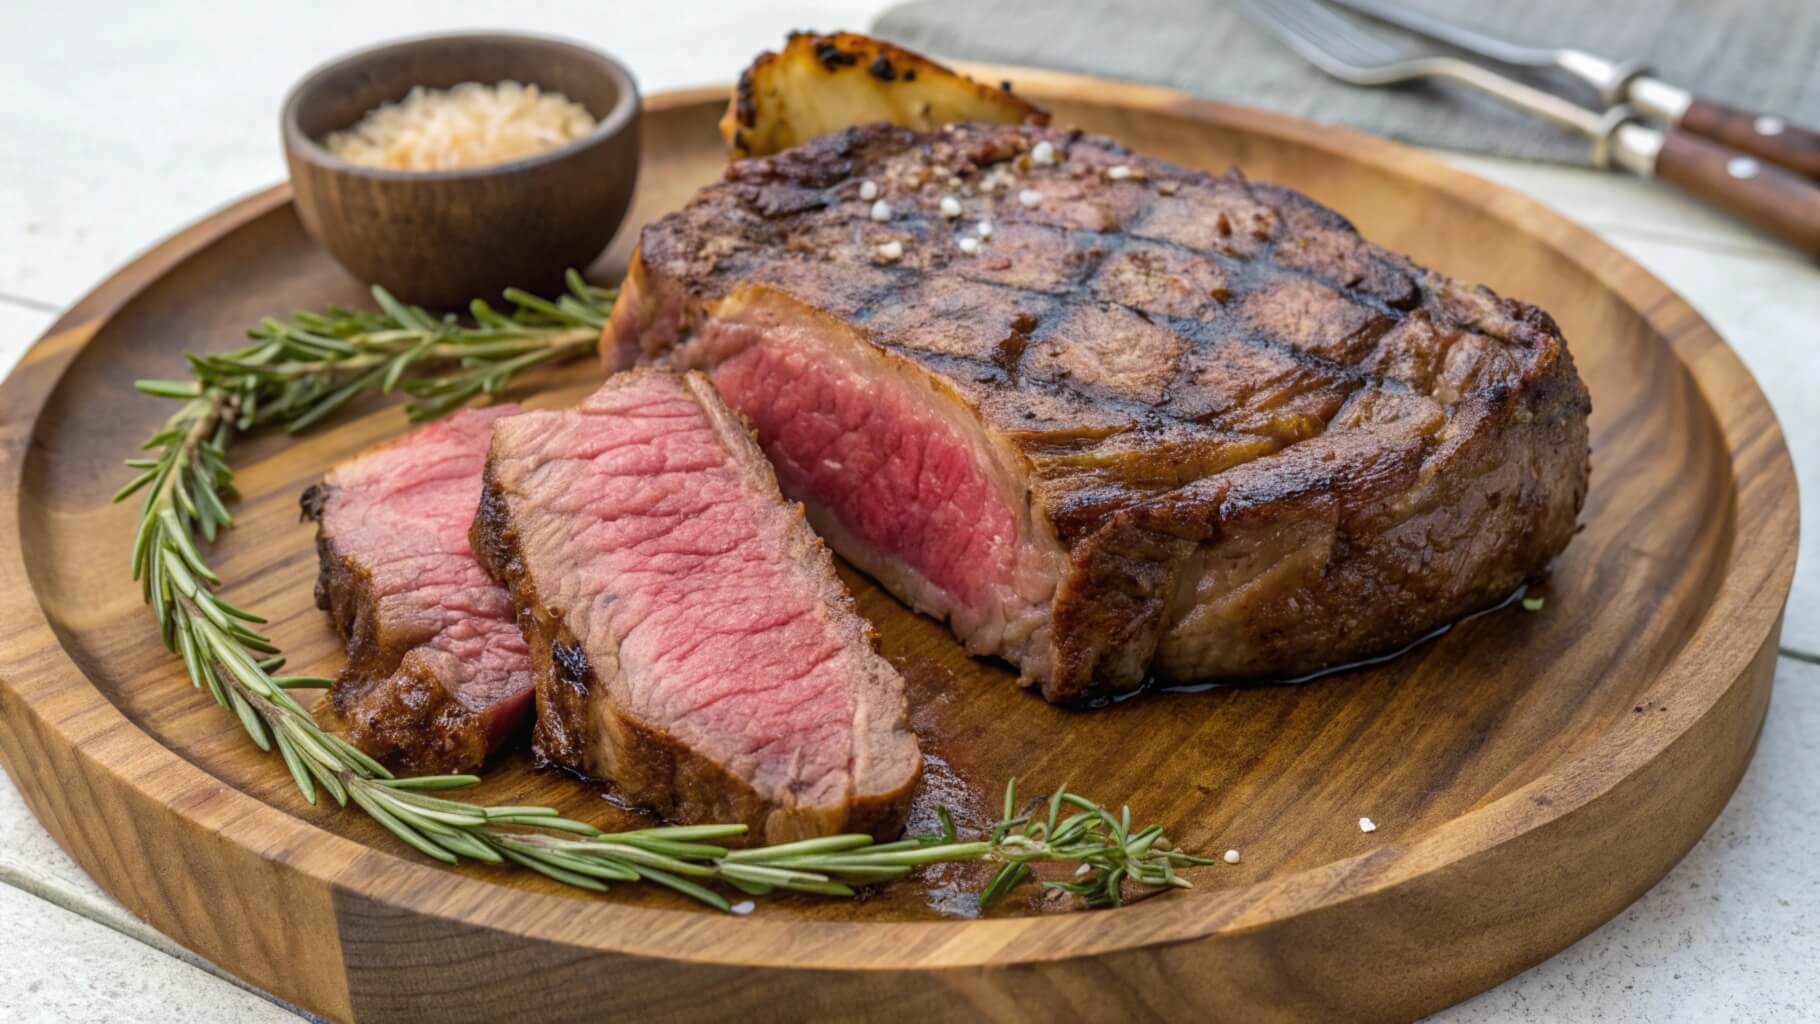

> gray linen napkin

[{"left": 872, "top": 0, "right": 1820, "bottom": 164}]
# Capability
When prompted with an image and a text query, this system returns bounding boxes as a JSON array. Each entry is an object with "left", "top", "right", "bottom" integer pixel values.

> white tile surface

[
  {"left": 0, "top": 769, "right": 305, "bottom": 1011},
  {"left": 0, "top": 884, "right": 299, "bottom": 1023},
  {"left": 0, "top": 761, "right": 113, "bottom": 917},
  {"left": 0, "top": 2, "right": 1814, "bottom": 1020}
]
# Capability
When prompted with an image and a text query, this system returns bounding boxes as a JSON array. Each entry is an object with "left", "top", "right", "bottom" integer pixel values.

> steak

[
  {"left": 469, "top": 370, "right": 922, "bottom": 841},
  {"left": 604, "top": 122, "right": 1593, "bottom": 702},
  {"left": 302, "top": 406, "right": 533, "bottom": 774}
]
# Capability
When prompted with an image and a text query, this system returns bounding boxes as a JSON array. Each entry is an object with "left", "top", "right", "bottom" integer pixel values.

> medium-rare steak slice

[
  {"left": 302, "top": 406, "right": 533, "bottom": 774},
  {"left": 470, "top": 370, "right": 921, "bottom": 841},
  {"left": 604, "top": 122, "right": 1593, "bottom": 702}
]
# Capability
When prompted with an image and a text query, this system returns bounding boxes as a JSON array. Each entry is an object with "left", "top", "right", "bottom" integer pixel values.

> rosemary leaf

[
  {"left": 274, "top": 727, "right": 318, "bottom": 806},
  {"left": 495, "top": 845, "right": 610, "bottom": 892},
  {"left": 374, "top": 774, "right": 485, "bottom": 791},
  {"left": 136, "top": 379, "right": 203, "bottom": 399},
  {"left": 349, "top": 785, "right": 458, "bottom": 865}
]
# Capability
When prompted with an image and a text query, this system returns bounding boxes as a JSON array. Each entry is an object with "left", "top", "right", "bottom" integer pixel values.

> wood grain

[
  {"left": 1654, "top": 129, "right": 1820, "bottom": 256},
  {"left": 1679, "top": 96, "right": 1820, "bottom": 181},
  {"left": 0, "top": 71, "right": 1798, "bottom": 1024}
]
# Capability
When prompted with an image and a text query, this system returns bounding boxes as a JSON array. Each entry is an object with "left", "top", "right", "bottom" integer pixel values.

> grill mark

[{"left": 650, "top": 122, "right": 1530, "bottom": 511}]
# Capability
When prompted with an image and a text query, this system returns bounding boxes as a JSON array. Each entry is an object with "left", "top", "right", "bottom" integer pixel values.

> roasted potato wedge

[{"left": 722, "top": 32, "right": 1049, "bottom": 159}]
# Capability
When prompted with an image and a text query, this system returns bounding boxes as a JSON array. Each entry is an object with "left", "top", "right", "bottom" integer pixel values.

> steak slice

[
  {"left": 604, "top": 122, "right": 1593, "bottom": 702},
  {"left": 469, "top": 370, "right": 921, "bottom": 841},
  {"left": 302, "top": 406, "right": 533, "bottom": 774}
]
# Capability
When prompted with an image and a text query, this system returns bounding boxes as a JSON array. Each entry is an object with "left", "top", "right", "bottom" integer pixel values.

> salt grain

[
  {"left": 859, "top": 180, "right": 879, "bottom": 201},
  {"left": 958, "top": 236, "right": 981, "bottom": 255},
  {"left": 1018, "top": 188, "right": 1042, "bottom": 207},
  {"left": 876, "top": 240, "right": 904, "bottom": 262},
  {"left": 322, "top": 81, "right": 595, "bottom": 172},
  {"left": 940, "top": 195, "right": 962, "bottom": 219},
  {"left": 976, "top": 220, "right": 994, "bottom": 239},
  {"left": 870, "top": 199, "right": 893, "bottom": 222},
  {"left": 1107, "top": 164, "right": 1133, "bottom": 180},
  {"left": 1031, "top": 140, "right": 1057, "bottom": 165},
  {"left": 1359, "top": 817, "right": 1377, "bottom": 833},
  {"left": 1222, "top": 848, "right": 1241, "bottom": 864}
]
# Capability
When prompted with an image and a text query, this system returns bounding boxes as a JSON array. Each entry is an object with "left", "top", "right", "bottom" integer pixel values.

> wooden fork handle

[
  {"left": 1678, "top": 97, "right": 1820, "bottom": 181},
  {"left": 1653, "top": 129, "right": 1820, "bottom": 256}
]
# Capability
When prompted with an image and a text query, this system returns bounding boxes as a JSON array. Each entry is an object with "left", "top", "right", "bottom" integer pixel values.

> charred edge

[
  {"left": 866, "top": 54, "right": 895, "bottom": 81},
  {"left": 552, "top": 640, "right": 592, "bottom": 697},
  {"left": 301, "top": 491, "right": 386, "bottom": 717},
  {"left": 302, "top": 483, "right": 336, "bottom": 610},
  {"left": 344, "top": 656, "right": 488, "bottom": 776},
  {"left": 608, "top": 696, "right": 910, "bottom": 845},
  {"left": 813, "top": 39, "right": 858, "bottom": 70},
  {"left": 470, "top": 460, "right": 592, "bottom": 774},
  {"left": 735, "top": 66, "right": 759, "bottom": 130},
  {"left": 299, "top": 482, "right": 330, "bottom": 522},
  {"left": 467, "top": 462, "right": 516, "bottom": 589}
]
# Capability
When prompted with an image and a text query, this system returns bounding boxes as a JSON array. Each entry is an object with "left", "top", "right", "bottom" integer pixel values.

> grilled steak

[
  {"left": 470, "top": 370, "right": 921, "bottom": 841},
  {"left": 604, "top": 122, "right": 1593, "bottom": 702},
  {"left": 302, "top": 406, "right": 533, "bottom": 774}
]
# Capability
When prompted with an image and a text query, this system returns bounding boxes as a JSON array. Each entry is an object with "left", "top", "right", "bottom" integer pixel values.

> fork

[{"left": 1243, "top": 0, "right": 1820, "bottom": 256}]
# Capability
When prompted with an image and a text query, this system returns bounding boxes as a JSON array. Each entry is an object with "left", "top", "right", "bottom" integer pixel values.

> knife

[{"left": 1325, "top": 0, "right": 1820, "bottom": 180}]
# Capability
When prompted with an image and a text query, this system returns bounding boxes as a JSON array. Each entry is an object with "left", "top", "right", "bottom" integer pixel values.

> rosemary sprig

[
  {"left": 127, "top": 270, "right": 612, "bottom": 436},
  {"left": 117, "top": 277, "right": 1209, "bottom": 912}
]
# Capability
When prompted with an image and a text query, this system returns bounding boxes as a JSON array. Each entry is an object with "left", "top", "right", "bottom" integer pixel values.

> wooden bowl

[{"left": 282, "top": 32, "right": 641, "bottom": 307}]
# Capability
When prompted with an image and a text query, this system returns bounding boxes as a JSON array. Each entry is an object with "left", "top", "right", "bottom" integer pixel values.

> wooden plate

[{"left": 0, "top": 72, "right": 1797, "bottom": 1023}]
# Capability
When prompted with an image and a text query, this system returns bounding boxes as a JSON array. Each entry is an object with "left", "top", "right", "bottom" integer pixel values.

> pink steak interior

[{"left": 690, "top": 309, "right": 1060, "bottom": 673}]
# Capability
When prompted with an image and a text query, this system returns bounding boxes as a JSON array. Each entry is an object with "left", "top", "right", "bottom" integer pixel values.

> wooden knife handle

[
  {"left": 1679, "top": 97, "right": 1820, "bottom": 180},
  {"left": 1654, "top": 129, "right": 1820, "bottom": 256}
]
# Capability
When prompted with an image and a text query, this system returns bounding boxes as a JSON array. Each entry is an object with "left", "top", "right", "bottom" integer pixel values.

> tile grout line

[
  {"left": 1784, "top": 647, "right": 1820, "bottom": 666},
  {"left": 0, "top": 865, "right": 316, "bottom": 1020}
]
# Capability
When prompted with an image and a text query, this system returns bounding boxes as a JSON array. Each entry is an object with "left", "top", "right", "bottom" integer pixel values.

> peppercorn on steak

[{"left": 603, "top": 121, "right": 1592, "bottom": 703}]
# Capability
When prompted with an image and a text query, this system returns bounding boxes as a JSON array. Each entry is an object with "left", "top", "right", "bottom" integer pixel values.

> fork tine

[
  {"left": 1279, "top": 0, "right": 1407, "bottom": 64},
  {"left": 1246, "top": 0, "right": 1610, "bottom": 138},
  {"left": 1244, "top": 0, "right": 1409, "bottom": 79}
]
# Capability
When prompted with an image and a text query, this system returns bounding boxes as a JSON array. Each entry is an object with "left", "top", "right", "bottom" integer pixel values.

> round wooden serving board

[{"left": 0, "top": 73, "right": 1798, "bottom": 1023}]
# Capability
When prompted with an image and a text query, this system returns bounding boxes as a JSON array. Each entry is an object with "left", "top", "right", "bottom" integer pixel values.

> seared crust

[
  {"left": 609, "top": 123, "right": 1593, "bottom": 701},
  {"left": 303, "top": 484, "right": 416, "bottom": 709},
  {"left": 302, "top": 486, "right": 499, "bottom": 774},
  {"left": 471, "top": 371, "right": 919, "bottom": 840}
]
